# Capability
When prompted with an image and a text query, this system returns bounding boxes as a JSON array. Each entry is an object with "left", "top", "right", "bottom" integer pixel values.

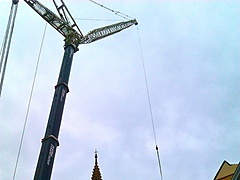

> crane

[
  {"left": 23, "top": 0, "right": 137, "bottom": 179},
  {"left": 0, "top": 0, "right": 19, "bottom": 97}
]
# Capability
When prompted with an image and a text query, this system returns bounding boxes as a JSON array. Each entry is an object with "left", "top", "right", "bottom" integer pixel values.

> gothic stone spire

[{"left": 91, "top": 150, "right": 103, "bottom": 180}]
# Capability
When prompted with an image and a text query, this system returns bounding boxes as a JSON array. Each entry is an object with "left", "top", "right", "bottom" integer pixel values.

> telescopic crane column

[{"left": 23, "top": 0, "right": 137, "bottom": 179}]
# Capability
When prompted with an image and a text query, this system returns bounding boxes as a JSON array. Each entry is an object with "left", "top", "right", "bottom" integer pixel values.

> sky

[{"left": 0, "top": 0, "right": 240, "bottom": 180}]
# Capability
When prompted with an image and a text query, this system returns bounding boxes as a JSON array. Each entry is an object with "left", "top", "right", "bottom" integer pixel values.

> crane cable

[
  {"left": 87, "top": 1, "right": 163, "bottom": 179},
  {"left": 89, "top": 0, "right": 134, "bottom": 20},
  {"left": 136, "top": 26, "right": 164, "bottom": 180},
  {"left": 12, "top": 23, "right": 47, "bottom": 180},
  {"left": 0, "top": 2, "right": 18, "bottom": 97},
  {"left": 74, "top": 18, "right": 120, "bottom": 22}
]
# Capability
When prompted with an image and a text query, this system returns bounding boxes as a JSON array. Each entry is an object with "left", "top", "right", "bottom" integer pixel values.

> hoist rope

[
  {"left": 0, "top": 2, "right": 18, "bottom": 97},
  {"left": 13, "top": 23, "right": 47, "bottom": 180},
  {"left": 74, "top": 17, "right": 120, "bottom": 22},
  {"left": 89, "top": 0, "right": 134, "bottom": 20},
  {"left": 88, "top": 0, "right": 162, "bottom": 178},
  {"left": 136, "top": 26, "right": 164, "bottom": 180}
]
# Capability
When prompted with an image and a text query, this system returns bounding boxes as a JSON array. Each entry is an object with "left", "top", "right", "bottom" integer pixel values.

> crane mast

[{"left": 23, "top": 0, "right": 137, "bottom": 179}]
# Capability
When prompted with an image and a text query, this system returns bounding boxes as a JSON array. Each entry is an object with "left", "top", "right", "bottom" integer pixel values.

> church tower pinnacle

[{"left": 91, "top": 150, "right": 103, "bottom": 180}]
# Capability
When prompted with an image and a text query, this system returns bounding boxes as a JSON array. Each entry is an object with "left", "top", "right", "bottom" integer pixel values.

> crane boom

[
  {"left": 80, "top": 19, "right": 137, "bottom": 44},
  {"left": 24, "top": 0, "right": 83, "bottom": 42}
]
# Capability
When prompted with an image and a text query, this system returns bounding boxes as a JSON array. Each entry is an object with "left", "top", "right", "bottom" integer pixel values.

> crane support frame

[{"left": 53, "top": 0, "right": 83, "bottom": 36}]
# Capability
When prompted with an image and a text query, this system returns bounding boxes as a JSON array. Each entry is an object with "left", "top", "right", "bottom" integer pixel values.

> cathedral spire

[{"left": 91, "top": 150, "right": 103, "bottom": 180}]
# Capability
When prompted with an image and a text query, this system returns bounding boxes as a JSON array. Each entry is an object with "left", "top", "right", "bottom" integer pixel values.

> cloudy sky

[{"left": 0, "top": 0, "right": 240, "bottom": 179}]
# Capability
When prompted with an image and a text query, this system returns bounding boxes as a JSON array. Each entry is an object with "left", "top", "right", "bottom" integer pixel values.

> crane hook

[{"left": 12, "top": 0, "right": 19, "bottom": 4}]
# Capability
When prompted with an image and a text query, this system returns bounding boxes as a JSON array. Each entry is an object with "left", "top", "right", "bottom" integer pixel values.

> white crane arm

[
  {"left": 24, "top": 0, "right": 82, "bottom": 40},
  {"left": 80, "top": 19, "right": 138, "bottom": 44}
]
